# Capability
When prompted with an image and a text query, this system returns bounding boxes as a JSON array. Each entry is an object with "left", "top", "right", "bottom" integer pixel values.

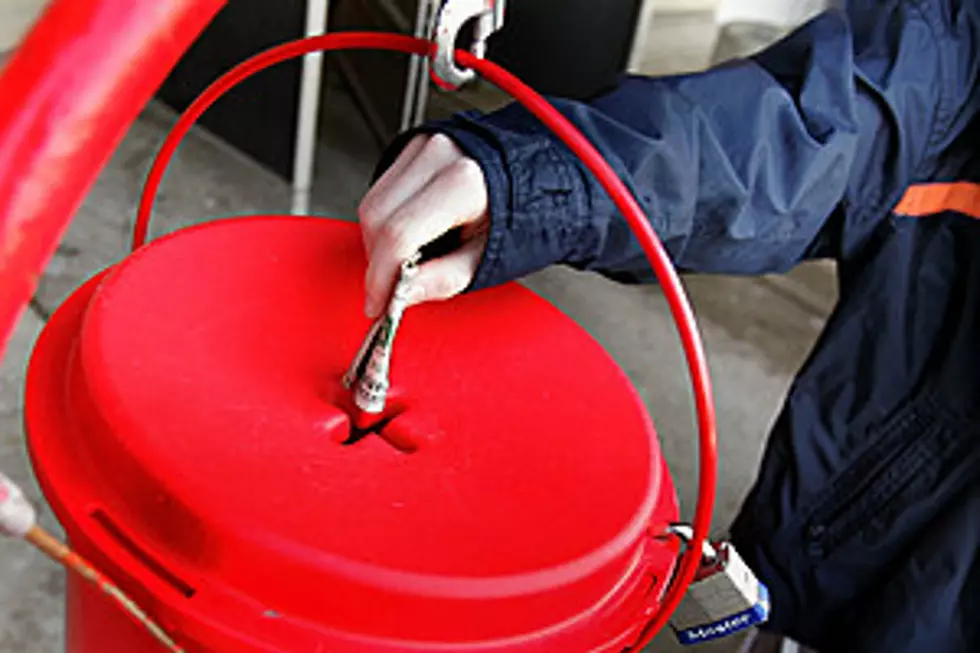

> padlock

[{"left": 667, "top": 525, "right": 771, "bottom": 646}]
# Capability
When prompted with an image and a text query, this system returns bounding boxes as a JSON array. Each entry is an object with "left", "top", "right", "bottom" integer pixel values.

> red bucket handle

[
  {"left": 1, "top": 6, "right": 717, "bottom": 648},
  {"left": 138, "top": 32, "right": 719, "bottom": 649}
]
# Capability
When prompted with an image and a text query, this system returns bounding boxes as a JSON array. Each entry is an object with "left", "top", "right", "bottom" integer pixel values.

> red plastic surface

[
  {"left": 65, "top": 541, "right": 160, "bottom": 653},
  {"left": 133, "top": 37, "right": 718, "bottom": 648},
  {"left": 4, "top": 9, "right": 719, "bottom": 648},
  {"left": 28, "top": 216, "right": 681, "bottom": 651},
  {"left": 0, "top": 0, "right": 224, "bottom": 353},
  {"left": 130, "top": 33, "right": 718, "bottom": 648}
]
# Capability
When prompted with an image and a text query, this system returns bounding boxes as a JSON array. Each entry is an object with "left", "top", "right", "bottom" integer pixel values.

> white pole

[
  {"left": 400, "top": 0, "right": 432, "bottom": 132},
  {"left": 291, "top": 0, "right": 331, "bottom": 215},
  {"left": 411, "top": 0, "right": 438, "bottom": 127}
]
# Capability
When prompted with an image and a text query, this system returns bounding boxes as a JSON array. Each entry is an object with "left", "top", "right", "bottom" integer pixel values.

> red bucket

[
  {"left": 2, "top": 3, "right": 718, "bottom": 652},
  {"left": 27, "top": 215, "right": 681, "bottom": 652}
]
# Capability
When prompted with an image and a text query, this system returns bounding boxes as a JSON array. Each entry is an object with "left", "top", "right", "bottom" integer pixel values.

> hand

[{"left": 358, "top": 134, "right": 490, "bottom": 318}]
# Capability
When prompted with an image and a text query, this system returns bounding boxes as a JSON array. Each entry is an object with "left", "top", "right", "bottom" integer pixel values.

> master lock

[{"left": 668, "top": 524, "right": 772, "bottom": 646}]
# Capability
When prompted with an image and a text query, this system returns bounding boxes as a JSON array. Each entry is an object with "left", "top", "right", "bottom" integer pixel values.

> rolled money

[
  {"left": 343, "top": 317, "right": 382, "bottom": 389},
  {"left": 353, "top": 255, "right": 420, "bottom": 413}
]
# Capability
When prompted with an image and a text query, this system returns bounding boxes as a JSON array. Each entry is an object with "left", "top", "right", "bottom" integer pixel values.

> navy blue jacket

[{"left": 378, "top": 1, "right": 980, "bottom": 650}]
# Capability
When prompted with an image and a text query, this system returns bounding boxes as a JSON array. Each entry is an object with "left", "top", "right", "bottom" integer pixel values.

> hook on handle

[{"left": 429, "top": 0, "right": 506, "bottom": 89}]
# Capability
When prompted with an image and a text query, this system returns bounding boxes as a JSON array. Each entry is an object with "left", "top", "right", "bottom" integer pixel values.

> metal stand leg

[
  {"left": 291, "top": 0, "right": 331, "bottom": 215},
  {"left": 400, "top": 0, "right": 436, "bottom": 132}
]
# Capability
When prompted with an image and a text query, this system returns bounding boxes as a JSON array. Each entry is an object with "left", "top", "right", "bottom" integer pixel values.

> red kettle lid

[{"left": 26, "top": 216, "right": 676, "bottom": 650}]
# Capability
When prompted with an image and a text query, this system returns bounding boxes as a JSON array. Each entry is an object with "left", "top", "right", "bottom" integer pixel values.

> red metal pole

[{"left": 0, "top": 0, "right": 226, "bottom": 355}]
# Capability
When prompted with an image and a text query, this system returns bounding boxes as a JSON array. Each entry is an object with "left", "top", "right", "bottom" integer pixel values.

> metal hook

[{"left": 430, "top": 0, "right": 506, "bottom": 89}]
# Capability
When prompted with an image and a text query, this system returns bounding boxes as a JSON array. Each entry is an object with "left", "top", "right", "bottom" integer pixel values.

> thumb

[{"left": 406, "top": 234, "right": 488, "bottom": 307}]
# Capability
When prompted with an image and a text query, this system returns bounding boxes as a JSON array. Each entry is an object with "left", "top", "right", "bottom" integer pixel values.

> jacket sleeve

[{"left": 381, "top": 0, "right": 979, "bottom": 288}]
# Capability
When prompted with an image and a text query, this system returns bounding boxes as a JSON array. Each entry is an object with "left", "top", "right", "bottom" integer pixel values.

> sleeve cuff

[
  {"left": 415, "top": 105, "right": 605, "bottom": 292},
  {"left": 372, "top": 98, "right": 610, "bottom": 293},
  {"left": 419, "top": 116, "right": 510, "bottom": 292}
]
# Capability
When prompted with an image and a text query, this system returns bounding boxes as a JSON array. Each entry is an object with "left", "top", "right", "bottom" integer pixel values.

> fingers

[
  {"left": 359, "top": 134, "right": 490, "bottom": 318},
  {"left": 364, "top": 158, "right": 487, "bottom": 315},
  {"left": 359, "top": 134, "right": 465, "bottom": 252},
  {"left": 404, "top": 232, "right": 489, "bottom": 308}
]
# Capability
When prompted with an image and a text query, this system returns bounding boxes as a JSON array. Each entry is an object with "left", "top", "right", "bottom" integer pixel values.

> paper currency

[{"left": 344, "top": 254, "right": 420, "bottom": 413}]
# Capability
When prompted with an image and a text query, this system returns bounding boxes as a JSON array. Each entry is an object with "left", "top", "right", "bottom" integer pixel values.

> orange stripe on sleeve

[{"left": 894, "top": 182, "right": 980, "bottom": 219}]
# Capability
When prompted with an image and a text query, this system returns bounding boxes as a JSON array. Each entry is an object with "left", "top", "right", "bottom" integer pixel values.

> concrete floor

[{"left": 0, "top": 11, "right": 835, "bottom": 653}]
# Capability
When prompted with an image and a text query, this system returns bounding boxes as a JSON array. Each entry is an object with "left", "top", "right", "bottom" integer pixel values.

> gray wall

[{"left": 0, "top": 0, "right": 48, "bottom": 52}]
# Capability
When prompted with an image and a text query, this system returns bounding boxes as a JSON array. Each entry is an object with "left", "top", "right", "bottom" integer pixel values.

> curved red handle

[
  {"left": 131, "top": 32, "right": 718, "bottom": 647},
  {"left": 0, "top": 4, "right": 717, "bottom": 647}
]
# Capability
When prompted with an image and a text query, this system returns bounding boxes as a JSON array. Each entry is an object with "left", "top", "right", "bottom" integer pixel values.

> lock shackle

[
  {"left": 666, "top": 523, "right": 721, "bottom": 566},
  {"left": 0, "top": 4, "right": 718, "bottom": 644}
]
